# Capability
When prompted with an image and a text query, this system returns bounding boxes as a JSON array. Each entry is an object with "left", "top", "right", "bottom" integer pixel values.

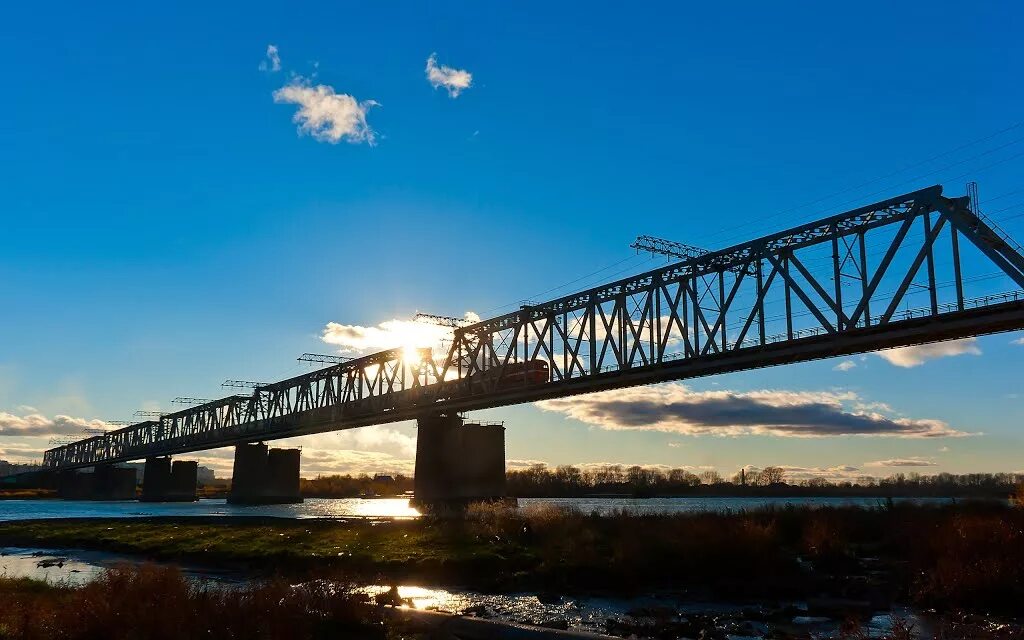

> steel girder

[{"left": 42, "top": 185, "right": 1024, "bottom": 469}]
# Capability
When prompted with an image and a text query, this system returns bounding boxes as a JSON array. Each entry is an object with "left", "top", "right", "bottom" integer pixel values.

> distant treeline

[
  {"left": 297, "top": 466, "right": 1023, "bottom": 499},
  {"left": 505, "top": 464, "right": 1024, "bottom": 498},
  {"left": 300, "top": 473, "right": 413, "bottom": 498}
]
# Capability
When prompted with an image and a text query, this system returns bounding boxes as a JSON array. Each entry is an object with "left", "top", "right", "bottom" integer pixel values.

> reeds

[{"left": 0, "top": 565, "right": 383, "bottom": 640}]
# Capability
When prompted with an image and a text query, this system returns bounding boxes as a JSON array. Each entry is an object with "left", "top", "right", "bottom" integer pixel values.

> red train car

[{"left": 473, "top": 359, "right": 549, "bottom": 389}]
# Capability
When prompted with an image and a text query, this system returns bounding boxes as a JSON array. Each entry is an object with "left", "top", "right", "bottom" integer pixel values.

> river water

[{"left": 0, "top": 495, "right": 960, "bottom": 522}]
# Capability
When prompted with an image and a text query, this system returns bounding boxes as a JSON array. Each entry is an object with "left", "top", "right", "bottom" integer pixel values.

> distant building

[
  {"left": 373, "top": 474, "right": 395, "bottom": 484},
  {"left": 0, "top": 460, "right": 41, "bottom": 477},
  {"left": 196, "top": 466, "right": 216, "bottom": 484}
]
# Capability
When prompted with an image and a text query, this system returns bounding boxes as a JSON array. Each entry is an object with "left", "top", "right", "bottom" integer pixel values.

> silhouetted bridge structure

[{"left": 40, "top": 185, "right": 1024, "bottom": 503}]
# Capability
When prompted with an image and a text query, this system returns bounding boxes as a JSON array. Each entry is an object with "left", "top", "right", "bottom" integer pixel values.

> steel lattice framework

[{"left": 43, "top": 185, "right": 1024, "bottom": 469}]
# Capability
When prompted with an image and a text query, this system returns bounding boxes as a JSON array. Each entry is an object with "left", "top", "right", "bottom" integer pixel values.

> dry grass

[
  {"left": 0, "top": 489, "right": 55, "bottom": 500},
  {"left": 0, "top": 565, "right": 387, "bottom": 640}
]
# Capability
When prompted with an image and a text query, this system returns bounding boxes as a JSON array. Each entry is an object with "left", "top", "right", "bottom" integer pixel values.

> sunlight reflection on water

[{"left": 0, "top": 496, "right": 960, "bottom": 522}]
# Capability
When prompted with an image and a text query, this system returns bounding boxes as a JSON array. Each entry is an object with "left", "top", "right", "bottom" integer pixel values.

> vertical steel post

[
  {"left": 719, "top": 271, "right": 727, "bottom": 350},
  {"left": 858, "top": 231, "right": 870, "bottom": 327},
  {"left": 951, "top": 226, "right": 964, "bottom": 311},
  {"left": 831, "top": 224, "right": 844, "bottom": 330},
  {"left": 755, "top": 259, "right": 766, "bottom": 345},
  {"left": 783, "top": 254, "right": 793, "bottom": 340},
  {"left": 654, "top": 281, "right": 663, "bottom": 362},
  {"left": 923, "top": 211, "right": 939, "bottom": 314},
  {"left": 689, "top": 278, "right": 700, "bottom": 354},
  {"left": 588, "top": 303, "right": 597, "bottom": 375}
]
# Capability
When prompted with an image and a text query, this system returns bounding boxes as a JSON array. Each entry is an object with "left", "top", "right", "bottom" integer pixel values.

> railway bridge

[{"left": 39, "top": 185, "right": 1024, "bottom": 504}]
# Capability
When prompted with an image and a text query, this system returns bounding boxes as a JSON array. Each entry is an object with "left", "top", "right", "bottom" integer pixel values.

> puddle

[{"left": 0, "top": 547, "right": 245, "bottom": 586}]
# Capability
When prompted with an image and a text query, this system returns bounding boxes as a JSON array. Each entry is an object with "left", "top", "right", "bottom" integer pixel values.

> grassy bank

[{"left": 1, "top": 502, "right": 1022, "bottom": 615}]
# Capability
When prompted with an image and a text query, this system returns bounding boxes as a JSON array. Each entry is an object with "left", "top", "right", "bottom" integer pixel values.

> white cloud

[
  {"left": 0, "top": 410, "right": 114, "bottom": 438},
  {"left": 833, "top": 360, "right": 856, "bottom": 372},
  {"left": 1012, "top": 337, "right": 1024, "bottom": 345},
  {"left": 507, "top": 458, "right": 549, "bottom": 470},
  {"left": 283, "top": 425, "right": 416, "bottom": 459},
  {"left": 864, "top": 457, "right": 937, "bottom": 468},
  {"left": 321, "top": 312, "right": 479, "bottom": 355},
  {"left": 535, "top": 383, "right": 967, "bottom": 438},
  {"left": 259, "top": 44, "right": 281, "bottom": 72},
  {"left": 875, "top": 338, "right": 980, "bottom": 368},
  {"left": 777, "top": 464, "right": 864, "bottom": 482},
  {"left": 322, "top": 319, "right": 449, "bottom": 354},
  {"left": 184, "top": 425, "right": 417, "bottom": 478},
  {"left": 425, "top": 53, "right": 473, "bottom": 98},
  {"left": 273, "top": 78, "right": 378, "bottom": 145},
  {"left": 0, "top": 443, "right": 45, "bottom": 462}
]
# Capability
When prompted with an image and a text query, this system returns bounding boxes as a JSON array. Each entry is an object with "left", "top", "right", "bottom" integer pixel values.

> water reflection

[
  {"left": 0, "top": 547, "right": 243, "bottom": 586},
  {"left": 0, "top": 496, "right": 960, "bottom": 522}
]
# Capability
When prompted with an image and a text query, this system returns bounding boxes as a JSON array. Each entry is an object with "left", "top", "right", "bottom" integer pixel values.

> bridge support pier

[
  {"left": 227, "top": 443, "right": 302, "bottom": 505},
  {"left": 412, "top": 413, "right": 507, "bottom": 509},
  {"left": 140, "top": 457, "right": 198, "bottom": 502},
  {"left": 57, "top": 466, "right": 137, "bottom": 500}
]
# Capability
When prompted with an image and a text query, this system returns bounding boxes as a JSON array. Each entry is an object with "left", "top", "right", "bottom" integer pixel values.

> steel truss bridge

[{"left": 44, "top": 185, "right": 1024, "bottom": 469}]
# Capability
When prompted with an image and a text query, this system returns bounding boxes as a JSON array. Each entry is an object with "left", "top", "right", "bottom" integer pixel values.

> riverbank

[
  {"left": 0, "top": 488, "right": 55, "bottom": 500},
  {"left": 1, "top": 501, "right": 1021, "bottom": 616}
]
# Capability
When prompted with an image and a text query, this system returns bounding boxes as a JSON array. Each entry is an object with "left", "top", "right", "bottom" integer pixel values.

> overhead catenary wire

[
  {"left": 711, "top": 144, "right": 1024, "bottom": 252},
  {"left": 688, "top": 120, "right": 1024, "bottom": 248}
]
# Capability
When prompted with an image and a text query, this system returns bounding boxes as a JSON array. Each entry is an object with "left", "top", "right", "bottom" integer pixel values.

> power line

[
  {"left": 478, "top": 253, "right": 655, "bottom": 316},
  {"left": 697, "top": 124, "right": 1024, "bottom": 248},
  {"left": 982, "top": 185, "right": 1024, "bottom": 204}
]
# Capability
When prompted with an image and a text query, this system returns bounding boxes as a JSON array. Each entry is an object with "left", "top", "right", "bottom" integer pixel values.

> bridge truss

[{"left": 44, "top": 185, "right": 1024, "bottom": 469}]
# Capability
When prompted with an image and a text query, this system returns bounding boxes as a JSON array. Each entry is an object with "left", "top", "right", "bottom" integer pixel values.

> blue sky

[{"left": 1, "top": 1, "right": 1023, "bottom": 478}]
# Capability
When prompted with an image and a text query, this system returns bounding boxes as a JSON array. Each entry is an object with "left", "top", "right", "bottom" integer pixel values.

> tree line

[{"left": 505, "top": 464, "right": 1024, "bottom": 498}]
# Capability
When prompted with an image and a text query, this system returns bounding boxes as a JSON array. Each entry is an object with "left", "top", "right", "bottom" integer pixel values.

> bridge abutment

[
  {"left": 227, "top": 443, "right": 302, "bottom": 504},
  {"left": 413, "top": 413, "right": 507, "bottom": 509},
  {"left": 57, "top": 466, "right": 137, "bottom": 500},
  {"left": 140, "top": 457, "right": 198, "bottom": 502}
]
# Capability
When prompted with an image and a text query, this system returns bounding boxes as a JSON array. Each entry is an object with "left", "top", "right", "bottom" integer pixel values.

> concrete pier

[
  {"left": 141, "top": 457, "right": 198, "bottom": 502},
  {"left": 228, "top": 443, "right": 302, "bottom": 504},
  {"left": 413, "top": 413, "right": 507, "bottom": 508},
  {"left": 57, "top": 466, "right": 137, "bottom": 500}
]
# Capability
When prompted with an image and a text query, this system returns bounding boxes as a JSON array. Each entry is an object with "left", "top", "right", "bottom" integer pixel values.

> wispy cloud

[
  {"left": 864, "top": 457, "right": 937, "bottom": 467},
  {"left": 0, "top": 443, "right": 45, "bottom": 461},
  {"left": 833, "top": 360, "right": 856, "bottom": 372},
  {"left": 321, "top": 312, "right": 478, "bottom": 354},
  {"left": 178, "top": 425, "right": 417, "bottom": 477},
  {"left": 273, "top": 77, "right": 378, "bottom": 145},
  {"left": 1012, "top": 337, "right": 1024, "bottom": 346},
  {"left": 875, "top": 338, "right": 980, "bottom": 368},
  {"left": 0, "top": 410, "right": 113, "bottom": 438},
  {"left": 507, "top": 458, "right": 549, "bottom": 470},
  {"left": 774, "top": 464, "right": 863, "bottom": 482},
  {"left": 259, "top": 44, "right": 282, "bottom": 72},
  {"left": 535, "top": 383, "right": 967, "bottom": 438},
  {"left": 425, "top": 53, "right": 473, "bottom": 98}
]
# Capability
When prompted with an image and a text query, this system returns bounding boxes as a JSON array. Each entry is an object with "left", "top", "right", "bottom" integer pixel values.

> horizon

[{"left": 2, "top": 1, "right": 1023, "bottom": 481}]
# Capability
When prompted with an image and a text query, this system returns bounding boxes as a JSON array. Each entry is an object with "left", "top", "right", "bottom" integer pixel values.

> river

[{"left": 0, "top": 495, "right": 961, "bottom": 522}]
